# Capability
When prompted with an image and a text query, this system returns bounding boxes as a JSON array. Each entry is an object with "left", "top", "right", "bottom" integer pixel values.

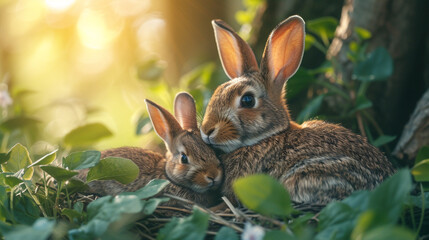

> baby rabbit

[
  {"left": 78, "top": 92, "right": 223, "bottom": 207},
  {"left": 201, "top": 16, "right": 395, "bottom": 204}
]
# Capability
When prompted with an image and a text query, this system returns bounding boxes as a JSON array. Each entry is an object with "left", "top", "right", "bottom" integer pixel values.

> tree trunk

[{"left": 327, "top": 0, "right": 429, "bottom": 158}]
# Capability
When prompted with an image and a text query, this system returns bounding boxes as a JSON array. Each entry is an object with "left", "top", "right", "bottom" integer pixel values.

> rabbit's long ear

[
  {"left": 260, "top": 16, "right": 305, "bottom": 91},
  {"left": 146, "top": 99, "right": 182, "bottom": 147},
  {"left": 212, "top": 19, "right": 258, "bottom": 79},
  {"left": 174, "top": 92, "right": 198, "bottom": 131}
]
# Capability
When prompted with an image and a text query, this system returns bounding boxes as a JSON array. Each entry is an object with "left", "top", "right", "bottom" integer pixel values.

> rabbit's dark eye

[
  {"left": 180, "top": 153, "right": 189, "bottom": 164},
  {"left": 240, "top": 93, "right": 255, "bottom": 108}
]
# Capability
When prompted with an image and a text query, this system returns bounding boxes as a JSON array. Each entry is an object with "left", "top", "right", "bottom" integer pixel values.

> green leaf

[
  {"left": 366, "top": 169, "right": 412, "bottom": 224},
  {"left": 86, "top": 157, "right": 139, "bottom": 184},
  {"left": 142, "top": 197, "right": 170, "bottom": 215},
  {"left": 304, "top": 35, "right": 316, "bottom": 51},
  {"left": 28, "top": 149, "right": 57, "bottom": 167},
  {"left": 307, "top": 17, "right": 338, "bottom": 46},
  {"left": 40, "top": 166, "right": 78, "bottom": 182},
  {"left": 158, "top": 207, "right": 209, "bottom": 240},
  {"left": 10, "top": 195, "right": 41, "bottom": 225},
  {"left": 4, "top": 175, "right": 24, "bottom": 188},
  {"left": 233, "top": 174, "right": 292, "bottom": 216},
  {"left": 415, "top": 146, "right": 429, "bottom": 165},
  {"left": 265, "top": 230, "right": 294, "bottom": 240},
  {"left": 63, "top": 178, "right": 89, "bottom": 193},
  {"left": 1, "top": 218, "right": 55, "bottom": 240},
  {"left": 63, "top": 150, "right": 101, "bottom": 170},
  {"left": 0, "top": 116, "right": 41, "bottom": 132},
  {"left": 1, "top": 143, "right": 33, "bottom": 180},
  {"left": 412, "top": 159, "right": 429, "bottom": 182},
  {"left": 316, "top": 202, "right": 357, "bottom": 240},
  {"left": 78, "top": 195, "right": 144, "bottom": 236},
  {"left": 371, "top": 135, "right": 396, "bottom": 148},
  {"left": 296, "top": 94, "right": 325, "bottom": 123},
  {"left": 0, "top": 151, "right": 11, "bottom": 164},
  {"left": 135, "top": 114, "right": 153, "bottom": 135},
  {"left": 64, "top": 123, "right": 113, "bottom": 147},
  {"left": 235, "top": 10, "right": 254, "bottom": 25},
  {"left": 355, "top": 27, "right": 372, "bottom": 40},
  {"left": 286, "top": 69, "right": 316, "bottom": 99},
  {"left": 360, "top": 226, "right": 415, "bottom": 240},
  {"left": 350, "top": 95, "right": 373, "bottom": 114},
  {"left": 353, "top": 47, "right": 393, "bottom": 82},
  {"left": 137, "top": 58, "right": 166, "bottom": 81},
  {"left": 214, "top": 227, "right": 239, "bottom": 240},
  {"left": 62, "top": 208, "right": 83, "bottom": 222},
  {"left": 317, "top": 170, "right": 412, "bottom": 240},
  {"left": 128, "top": 179, "right": 170, "bottom": 199}
]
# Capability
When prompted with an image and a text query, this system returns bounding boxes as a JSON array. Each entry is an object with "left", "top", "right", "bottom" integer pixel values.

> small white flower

[
  {"left": 241, "top": 222, "right": 265, "bottom": 240},
  {"left": 0, "top": 89, "right": 12, "bottom": 108}
]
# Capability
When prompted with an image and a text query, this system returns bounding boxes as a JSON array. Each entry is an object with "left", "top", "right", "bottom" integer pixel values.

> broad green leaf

[
  {"left": 353, "top": 47, "right": 393, "bottom": 82},
  {"left": 0, "top": 116, "right": 41, "bottom": 132},
  {"left": 366, "top": 169, "right": 412, "bottom": 224},
  {"left": 61, "top": 209, "right": 83, "bottom": 222},
  {"left": 181, "top": 62, "right": 216, "bottom": 90},
  {"left": 0, "top": 152, "right": 11, "bottom": 164},
  {"left": 86, "top": 157, "right": 139, "bottom": 184},
  {"left": 415, "top": 146, "right": 429, "bottom": 165},
  {"left": 360, "top": 225, "right": 415, "bottom": 240},
  {"left": 214, "top": 227, "right": 239, "bottom": 240},
  {"left": 371, "top": 135, "right": 396, "bottom": 148},
  {"left": 127, "top": 179, "right": 170, "bottom": 199},
  {"left": 317, "top": 170, "right": 412, "bottom": 240},
  {"left": 233, "top": 174, "right": 292, "bottom": 216},
  {"left": 286, "top": 69, "right": 316, "bottom": 99},
  {"left": 1, "top": 143, "right": 33, "bottom": 180},
  {"left": 0, "top": 185, "right": 6, "bottom": 202},
  {"left": 296, "top": 94, "right": 325, "bottom": 123},
  {"left": 412, "top": 159, "right": 429, "bottom": 182},
  {"left": 1, "top": 218, "right": 55, "bottom": 240},
  {"left": 40, "top": 166, "right": 78, "bottom": 182},
  {"left": 265, "top": 230, "right": 294, "bottom": 240},
  {"left": 350, "top": 95, "right": 373, "bottom": 114},
  {"left": 10, "top": 195, "right": 40, "bottom": 225},
  {"left": 316, "top": 202, "right": 357, "bottom": 240},
  {"left": 63, "top": 178, "right": 89, "bottom": 193},
  {"left": 64, "top": 123, "right": 113, "bottom": 147},
  {"left": 63, "top": 151, "right": 101, "bottom": 170},
  {"left": 355, "top": 27, "right": 372, "bottom": 40},
  {"left": 28, "top": 149, "right": 57, "bottom": 167},
  {"left": 4, "top": 175, "right": 23, "bottom": 188},
  {"left": 135, "top": 114, "right": 153, "bottom": 135},
  {"left": 158, "top": 207, "right": 209, "bottom": 240},
  {"left": 305, "top": 35, "right": 316, "bottom": 51},
  {"left": 307, "top": 17, "right": 338, "bottom": 46},
  {"left": 78, "top": 194, "right": 143, "bottom": 236},
  {"left": 137, "top": 58, "right": 165, "bottom": 81},
  {"left": 142, "top": 197, "right": 170, "bottom": 215}
]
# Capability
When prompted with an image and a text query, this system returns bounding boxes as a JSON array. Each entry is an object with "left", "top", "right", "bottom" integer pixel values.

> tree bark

[
  {"left": 393, "top": 89, "right": 429, "bottom": 163},
  {"left": 327, "top": 0, "right": 429, "bottom": 150}
]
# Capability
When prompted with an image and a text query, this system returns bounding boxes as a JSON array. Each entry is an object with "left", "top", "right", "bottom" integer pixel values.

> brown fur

[
  {"left": 77, "top": 147, "right": 221, "bottom": 207},
  {"left": 220, "top": 121, "right": 395, "bottom": 204},
  {"left": 77, "top": 93, "right": 223, "bottom": 207},
  {"left": 202, "top": 16, "right": 395, "bottom": 205}
]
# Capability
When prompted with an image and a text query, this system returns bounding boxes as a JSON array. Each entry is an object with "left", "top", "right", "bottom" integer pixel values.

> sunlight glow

[
  {"left": 45, "top": 0, "right": 75, "bottom": 12},
  {"left": 110, "top": 0, "right": 150, "bottom": 16},
  {"left": 136, "top": 17, "right": 166, "bottom": 53},
  {"left": 74, "top": 47, "right": 114, "bottom": 75},
  {"left": 77, "top": 8, "right": 124, "bottom": 49}
]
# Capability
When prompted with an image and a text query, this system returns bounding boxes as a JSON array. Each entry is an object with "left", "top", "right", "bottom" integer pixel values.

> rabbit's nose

[
  {"left": 205, "top": 176, "right": 215, "bottom": 187},
  {"left": 206, "top": 128, "right": 215, "bottom": 137}
]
